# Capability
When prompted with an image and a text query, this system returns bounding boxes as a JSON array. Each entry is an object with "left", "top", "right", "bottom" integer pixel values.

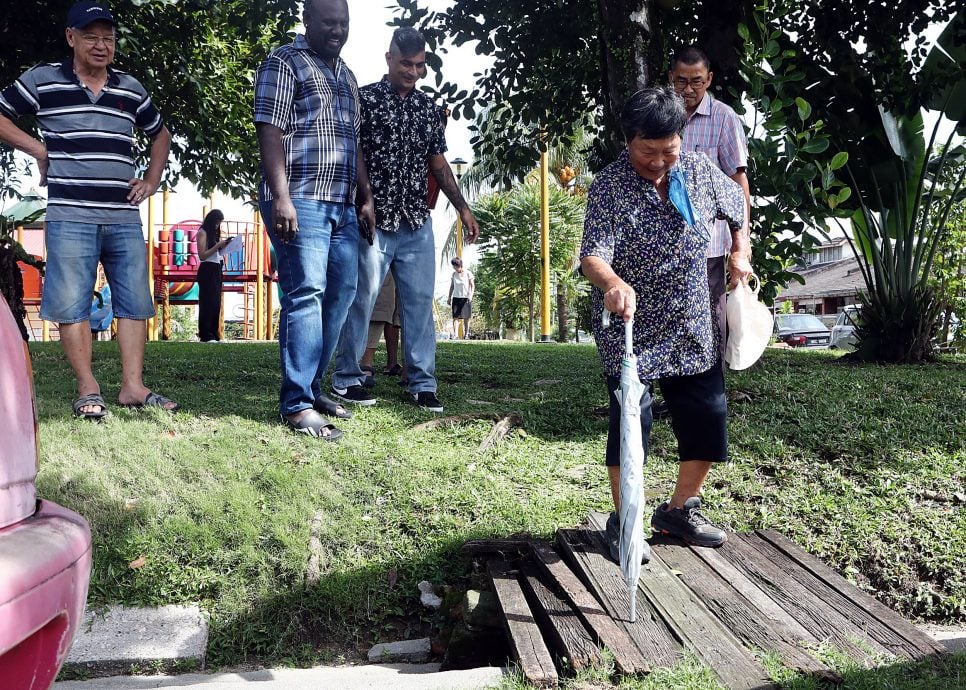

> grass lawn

[{"left": 30, "top": 341, "right": 965, "bottom": 687}]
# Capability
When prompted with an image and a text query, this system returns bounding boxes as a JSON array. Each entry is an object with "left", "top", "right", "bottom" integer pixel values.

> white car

[{"left": 830, "top": 305, "right": 861, "bottom": 350}]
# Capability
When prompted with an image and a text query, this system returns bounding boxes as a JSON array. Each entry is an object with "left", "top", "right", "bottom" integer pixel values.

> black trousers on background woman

[{"left": 197, "top": 262, "right": 223, "bottom": 342}]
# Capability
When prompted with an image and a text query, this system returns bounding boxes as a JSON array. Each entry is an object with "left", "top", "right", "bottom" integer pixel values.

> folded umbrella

[{"left": 604, "top": 312, "right": 647, "bottom": 622}]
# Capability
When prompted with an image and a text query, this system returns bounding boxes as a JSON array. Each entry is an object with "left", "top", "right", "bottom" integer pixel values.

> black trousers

[{"left": 197, "top": 262, "right": 223, "bottom": 341}]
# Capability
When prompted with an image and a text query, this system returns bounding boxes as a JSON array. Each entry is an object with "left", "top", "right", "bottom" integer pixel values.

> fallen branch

[
  {"left": 412, "top": 413, "right": 495, "bottom": 432},
  {"left": 478, "top": 413, "right": 524, "bottom": 453}
]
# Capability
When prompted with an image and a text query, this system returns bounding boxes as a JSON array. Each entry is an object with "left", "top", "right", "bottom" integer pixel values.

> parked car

[
  {"left": 773, "top": 313, "right": 831, "bottom": 348},
  {"left": 830, "top": 305, "right": 861, "bottom": 350},
  {"left": 0, "top": 295, "right": 92, "bottom": 690}
]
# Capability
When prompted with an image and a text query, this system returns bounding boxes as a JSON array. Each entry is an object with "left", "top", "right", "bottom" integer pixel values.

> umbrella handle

[{"left": 602, "top": 311, "right": 635, "bottom": 357}]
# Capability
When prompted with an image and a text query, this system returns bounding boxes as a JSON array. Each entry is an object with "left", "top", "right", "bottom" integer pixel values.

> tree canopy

[
  {"left": 0, "top": 0, "right": 301, "bottom": 199},
  {"left": 392, "top": 0, "right": 959, "bottom": 181}
]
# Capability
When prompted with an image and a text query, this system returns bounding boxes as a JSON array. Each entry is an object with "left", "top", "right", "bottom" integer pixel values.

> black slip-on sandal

[
  {"left": 281, "top": 410, "right": 343, "bottom": 441},
  {"left": 314, "top": 394, "right": 353, "bottom": 420},
  {"left": 72, "top": 393, "right": 108, "bottom": 420}
]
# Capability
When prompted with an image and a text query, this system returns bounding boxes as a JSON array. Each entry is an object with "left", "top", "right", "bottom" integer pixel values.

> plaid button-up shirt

[
  {"left": 681, "top": 93, "right": 748, "bottom": 258},
  {"left": 254, "top": 35, "right": 360, "bottom": 205}
]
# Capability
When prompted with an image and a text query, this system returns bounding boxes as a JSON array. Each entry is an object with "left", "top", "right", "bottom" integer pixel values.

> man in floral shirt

[
  {"left": 581, "top": 87, "right": 749, "bottom": 563},
  {"left": 331, "top": 27, "right": 480, "bottom": 413}
]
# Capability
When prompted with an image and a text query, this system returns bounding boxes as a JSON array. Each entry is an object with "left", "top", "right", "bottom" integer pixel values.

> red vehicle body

[{"left": 0, "top": 295, "right": 92, "bottom": 689}]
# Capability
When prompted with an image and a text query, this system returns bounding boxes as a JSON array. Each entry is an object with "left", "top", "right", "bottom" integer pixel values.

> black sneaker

[
  {"left": 651, "top": 497, "right": 726, "bottom": 547},
  {"left": 330, "top": 384, "right": 377, "bottom": 406},
  {"left": 604, "top": 512, "right": 651, "bottom": 564},
  {"left": 651, "top": 398, "right": 671, "bottom": 420},
  {"left": 411, "top": 391, "right": 443, "bottom": 412}
]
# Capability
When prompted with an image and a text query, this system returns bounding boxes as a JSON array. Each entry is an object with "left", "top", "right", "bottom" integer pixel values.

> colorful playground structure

[{"left": 14, "top": 190, "right": 275, "bottom": 342}]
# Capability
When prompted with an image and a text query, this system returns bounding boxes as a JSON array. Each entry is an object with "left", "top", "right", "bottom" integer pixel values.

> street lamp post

[{"left": 450, "top": 157, "right": 467, "bottom": 260}]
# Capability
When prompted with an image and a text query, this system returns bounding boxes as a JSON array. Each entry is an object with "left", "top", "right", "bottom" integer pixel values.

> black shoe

[
  {"left": 361, "top": 367, "right": 376, "bottom": 389},
  {"left": 651, "top": 398, "right": 671, "bottom": 420},
  {"left": 411, "top": 391, "right": 443, "bottom": 412},
  {"left": 605, "top": 512, "right": 651, "bottom": 564},
  {"left": 330, "top": 384, "right": 377, "bottom": 406},
  {"left": 651, "top": 497, "right": 726, "bottom": 547}
]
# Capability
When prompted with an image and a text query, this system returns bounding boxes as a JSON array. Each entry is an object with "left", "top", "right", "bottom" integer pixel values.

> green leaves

[{"left": 830, "top": 152, "right": 850, "bottom": 171}]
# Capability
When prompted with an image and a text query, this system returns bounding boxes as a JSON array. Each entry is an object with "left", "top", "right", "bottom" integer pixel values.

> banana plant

[{"left": 843, "top": 102, "right": 965, "bottom": 362}]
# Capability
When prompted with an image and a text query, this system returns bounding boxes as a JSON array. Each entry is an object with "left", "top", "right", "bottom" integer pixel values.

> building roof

[{"left": 777, "top": 256, "right": 870, "bottom": 301}]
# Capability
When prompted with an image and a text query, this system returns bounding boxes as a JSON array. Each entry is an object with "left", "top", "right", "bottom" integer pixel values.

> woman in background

[
  {"left": 196, "top": 209, "right": 231, "bottom": 342},
  {"left": 448, "top": 257, "right": 474, "bottom": 339}
]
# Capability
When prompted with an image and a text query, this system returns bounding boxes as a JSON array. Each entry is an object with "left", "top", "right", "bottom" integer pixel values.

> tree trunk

[
  {"left": 556, "top": 285, "right": 568, "bottom": 342},
  {"left": 597, "top": 0, "right": 659, "bottom": 157}
]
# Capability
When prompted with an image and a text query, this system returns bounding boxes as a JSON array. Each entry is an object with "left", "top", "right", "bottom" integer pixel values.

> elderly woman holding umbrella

[{"left": 580, "top": 86, "right": 752, "bottom": 568}]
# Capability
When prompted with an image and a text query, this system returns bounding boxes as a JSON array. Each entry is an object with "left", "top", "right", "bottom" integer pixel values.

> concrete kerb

[
  {"left": 62, "top": 605, "right": 208, "bottom": 678},
  {"left": 56, "top": 605, "right": 507, "bottom": 689},
  {"left": 53, "top": 664, "right": 508, "bottom": 690}
]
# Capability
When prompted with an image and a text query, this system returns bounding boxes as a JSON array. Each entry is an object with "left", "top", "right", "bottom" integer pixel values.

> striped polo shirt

[
  {"left": 254, "top": 35, "right": 360, "bottom": 205},
  {"left": 0, "top": 60, "right": 164, "bottom": 224},
  {"left": 681, "top": 93, "right": 748, "bottom": 258}
]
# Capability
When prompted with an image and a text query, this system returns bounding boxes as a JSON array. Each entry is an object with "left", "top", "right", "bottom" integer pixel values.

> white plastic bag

[{"left": 724, "top": 275, "right": 773, "bottom": 370}]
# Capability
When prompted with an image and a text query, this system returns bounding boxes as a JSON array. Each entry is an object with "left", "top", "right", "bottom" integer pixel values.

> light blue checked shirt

[
  {"left": 254, "top": 35, "right": 360, "bottom": 205},
  {"left": 681, "top": 93, "right": 748, "bottom": 258}
]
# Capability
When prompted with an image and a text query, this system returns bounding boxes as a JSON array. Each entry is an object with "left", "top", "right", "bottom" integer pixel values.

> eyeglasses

[
  {"left": 77, "top": 34, "right": 116, "bottom": 47},
  {"left": 672, "top": 77, "right": 707, "bottom": 90}
]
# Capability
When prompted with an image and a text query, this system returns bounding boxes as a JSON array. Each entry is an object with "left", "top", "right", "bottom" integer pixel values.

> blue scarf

[{"left": 667, "top": 167, "right": 696, "bottom": 228}]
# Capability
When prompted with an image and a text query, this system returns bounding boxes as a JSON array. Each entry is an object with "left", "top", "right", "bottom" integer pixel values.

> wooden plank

[
  {"left": 721, "top": 534, "right": 886, "bottom": 660},
  {"left": 519, "top": 563, "right": 603, "bottom": 671},
  {"left": 682, "top": 538, "right": 819, "bottom": 644},
  {"left": 528, "top": 539, "right": 650, "bottom": 675},
  {"left": 756, "top": 529, "right": 948, "bottom": 658},
  {"left": 557, "top": 523, "right": 680, "bottom": 668},
  {"left": 488, "top": 560, "right": 559, "bottom": 688},
  {"left": 746, "top": 532, "right": 942, "bottom": 660},
  {"left": 633, "top": 548, "right": 777, "bottom": 690},
  {"left": 652, "top": 539, "right": 839, "bottom": 682}
]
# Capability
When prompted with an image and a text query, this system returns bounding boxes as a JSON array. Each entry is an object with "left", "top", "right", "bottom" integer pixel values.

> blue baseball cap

[{"left": 67, "top": 1, "right": 116, "bottom": 29}]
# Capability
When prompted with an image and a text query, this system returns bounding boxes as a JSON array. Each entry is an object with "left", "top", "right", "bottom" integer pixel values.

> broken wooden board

[
  {"left": 519, "top": 563, "right": 603, "bottom": 672},
  {"left": 629, "top": 549, "right": 775, "bottom": 689},
  {"left": 528, "top": 540, "right": 650, "bottom": 675},
  {"left": 557, "top": 524, "right": 680, "bottom": 668},
  {"left": 488, "top": 560, "right": 558, "bottom": 688},
  {"left": 651, "top": 537, "right": 838, "bottom": 682},
  {"left": 720, "top": 534, "right": 887, "bottom": 660},
  {"left": 756, "top": 529, "right": 949, "bottom": 658}
]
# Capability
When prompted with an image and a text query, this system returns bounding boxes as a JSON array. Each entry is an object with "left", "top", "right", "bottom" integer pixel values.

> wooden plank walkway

[{"left": 463, "top": 515, "right": 946, "bottom": 689}]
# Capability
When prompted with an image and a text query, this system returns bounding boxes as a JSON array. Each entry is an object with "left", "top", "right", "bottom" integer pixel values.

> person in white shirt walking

[{"left": 448, "top": 257, "right": 474, "bottom": 339}]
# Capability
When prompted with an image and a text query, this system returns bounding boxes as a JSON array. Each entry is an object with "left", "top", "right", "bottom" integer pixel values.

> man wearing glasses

[
  {"left": 658, "top": 45, "right": 752, "bottom": 418},
  {"left": 0, "top": 1, "right": 175, "bottom": 419}
]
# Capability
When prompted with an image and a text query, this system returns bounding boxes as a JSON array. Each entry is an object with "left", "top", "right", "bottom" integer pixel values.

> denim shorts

[{"left": 41, "top": 222, "right": 155, "bottom": 323}]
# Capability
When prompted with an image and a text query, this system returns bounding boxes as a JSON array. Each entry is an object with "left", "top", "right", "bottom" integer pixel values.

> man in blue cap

[{"left": 0, "top": 1, "right": 175, "bottom": 419}]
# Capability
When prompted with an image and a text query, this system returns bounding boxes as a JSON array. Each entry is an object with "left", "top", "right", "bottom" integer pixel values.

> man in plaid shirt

[
  {"left": 652, "top": 45, "right": 753, "bottom": 419},
  {"left": 254, "top": 0, "right": 376, "bottom": 440}
]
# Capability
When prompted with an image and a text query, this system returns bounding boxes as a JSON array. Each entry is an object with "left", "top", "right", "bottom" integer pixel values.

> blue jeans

[
  {"left": 41, "top": 222, "right": 154, "bottom": 323},
  {"left": 261, "top": 200, "right": 359, "bottom": 416},
  {"left": 334, "top": 218, "right": 437, "bottom": 394}
]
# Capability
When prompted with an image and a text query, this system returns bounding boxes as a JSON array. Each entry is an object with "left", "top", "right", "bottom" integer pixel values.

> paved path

[{"left": 54, "top": 663, "right": 506, "bottom": 690}]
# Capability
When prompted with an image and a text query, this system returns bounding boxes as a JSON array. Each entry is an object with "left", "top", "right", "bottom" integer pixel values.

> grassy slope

[{"left": 30, "top": 341, "right": 965, "bottom": 681}]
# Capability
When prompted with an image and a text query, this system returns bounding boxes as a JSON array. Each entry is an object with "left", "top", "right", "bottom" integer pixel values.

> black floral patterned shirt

[
  {"left": 581, "top": 150, "right": 744, "bottom": 379},
  {"left": 359, "top": 78, "right": 447, "bottom": 231}
]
